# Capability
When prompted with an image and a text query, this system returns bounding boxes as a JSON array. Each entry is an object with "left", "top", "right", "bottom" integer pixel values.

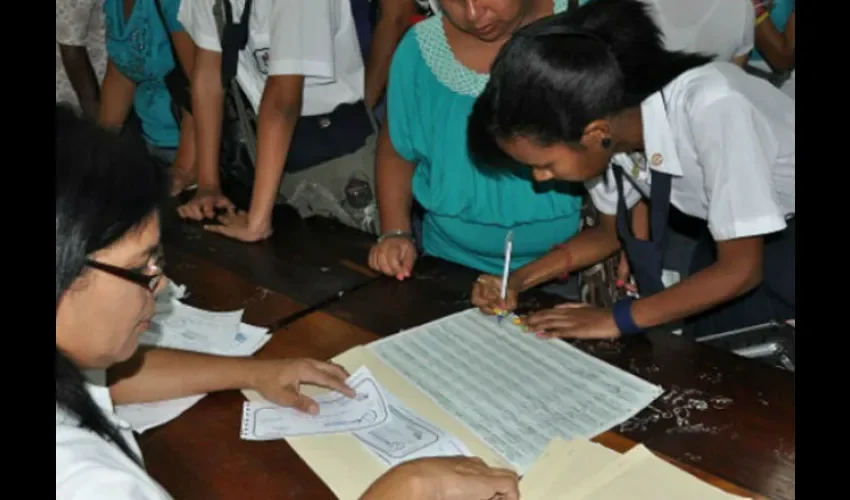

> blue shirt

[
  {"left": 104, "top": 0, "right": 184, "bottom": 148},
  {"left": 386, "top": 3, "right": 583, "bottom": 275}
]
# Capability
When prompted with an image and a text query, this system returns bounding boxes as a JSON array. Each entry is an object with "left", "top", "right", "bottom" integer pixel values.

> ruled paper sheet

[{"left": 369, "top": 308, "right": 663, "bottom": 473}]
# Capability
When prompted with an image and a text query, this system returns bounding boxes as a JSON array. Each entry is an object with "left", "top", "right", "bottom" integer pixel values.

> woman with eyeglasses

[
  {"left": 466, "top": 0, "right": 794, "bottom": 340},
  {"left": 55, "top": 104, "right": 518, "bottom": 499}
]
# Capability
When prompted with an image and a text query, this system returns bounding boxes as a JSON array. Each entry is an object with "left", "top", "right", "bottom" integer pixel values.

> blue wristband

[{"left": 612, "top": 297, "right": 643, "bottom": 336}]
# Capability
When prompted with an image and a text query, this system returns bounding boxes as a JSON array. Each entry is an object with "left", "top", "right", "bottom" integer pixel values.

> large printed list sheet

[{"left": 370, "top": 309, "right": 663, "bottom": 473}]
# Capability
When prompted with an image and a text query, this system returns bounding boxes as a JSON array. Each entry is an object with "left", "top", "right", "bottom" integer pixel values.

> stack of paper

[
  {"left": 241, "top": 367, "right": 473, "bottom": 468},
  {"left": 115, "top": 279, "right": 272, "bottom": 433},
  {"left": 521, "top": 438, "right": 749, "bottom": 499}
]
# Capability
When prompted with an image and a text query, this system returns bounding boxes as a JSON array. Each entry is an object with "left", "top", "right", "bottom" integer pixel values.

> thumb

[
  {"left": 203, "top": 224, "right": 237, "bottom": 239},
  {"left": 399, "top": 245, "right": 416, "bottom": 276},
  {"left": 216, "top": 197, "right": 236, "bottom": 211}
]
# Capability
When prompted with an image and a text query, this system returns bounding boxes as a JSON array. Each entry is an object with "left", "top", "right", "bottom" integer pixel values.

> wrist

[
  {"left": 552, "top": 242, "right": 573, "bottom": 281},
  {"left": 237, "top": 358, "right": 268, "bottom": 392},
  {"left": 612, "top": 297, "right": 644, "bottom": 336},
  {"left": 377, "top": 229, "right": 414, "bottom": 243},
  {"left": 247, "top": 211, "right": 272, "bottom": 233},
  {"left": 507, "top": 272, "right": 528, "bottom": 293}
]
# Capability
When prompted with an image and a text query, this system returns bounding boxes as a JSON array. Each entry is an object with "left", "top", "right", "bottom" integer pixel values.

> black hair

[
  {"left": 468, "top": 0, "right": 713, "bottom": 166},
  {"left": 55, "top": 103, "right": 168, "bottom": 464}
]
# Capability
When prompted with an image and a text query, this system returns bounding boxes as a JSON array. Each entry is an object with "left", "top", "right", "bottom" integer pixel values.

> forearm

[
  {"left": 376, "top": 127, "right": 415, "bottom": 232},
  {"left": 173, "top": 112, "right": 196, "bottom": 170},
  {"left": 247, "top": 77, "right": 303, "bottom": 228},
  {"left": 365, "top": 13, "right": 411, "bottom": 109},
  {"left": 755, "top": 19, "right": 795, "bottom": 71},
  {"left": 631, "top": 200, "right": 649, "bottom": 240},
  {"left": 98, "top": 60, "right": 136, "bottom": 129},
  {"left": 631, "top": 259, "right": 762, "bottom": 329},
  {"left": 107, "top": 347, "right": 258, "bottom": 405},
  {"left": 192, "top": 51, "right": 225, "bottom": 189},
  {"left": 511, "top": 221, "right": 621, "bottom": 292},
  {"left": 59, "top": 45, "right": 100, "bottom": 118}
]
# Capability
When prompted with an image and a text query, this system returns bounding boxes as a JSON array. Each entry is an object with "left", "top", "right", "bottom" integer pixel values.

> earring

[{"left": 601, "top": 137, "right": 612, "bottom": 149}]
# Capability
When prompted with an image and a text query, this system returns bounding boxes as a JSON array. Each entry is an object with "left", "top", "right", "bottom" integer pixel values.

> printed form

[
  {"left": 369, "top": 308, "right": 664, "bottom": 473},
  {"left": 353, "top": 391, "right": 472, "bottom": 467},
  {"left": 241, "top": 367, "right": 391, "bottom": 440}
]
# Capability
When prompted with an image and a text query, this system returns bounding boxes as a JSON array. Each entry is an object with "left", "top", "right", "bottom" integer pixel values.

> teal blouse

[{"left": 386, "top": 0, "right": 585, "bottom": 275}]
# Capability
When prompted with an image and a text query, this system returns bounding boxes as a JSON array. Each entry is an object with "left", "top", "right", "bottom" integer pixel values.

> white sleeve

[
  {"left": 177, "top": 0, "right": 222, "bottom": 52},
  {"left": 267, "top": 0, "right": 335, "bottom": 79},
  {"left": 56, "top": 0, "right": 99, "bottom": 46},
  {"left": 735, "top": 0, "right": 756, "bottom": 57},
  {"left": 584, "top": 156, "right": 642, "bottom": 216},
  {"left": 690, "top": 94, "right": 787, "bottom": 241}
]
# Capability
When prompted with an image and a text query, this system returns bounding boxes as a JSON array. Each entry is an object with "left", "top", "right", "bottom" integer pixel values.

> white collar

[
  {"left": 640, "top": 90, "right": 684, "bottom": 177},
  {"left": 56, "top": 381, "right": 115, "bottom": 426}
]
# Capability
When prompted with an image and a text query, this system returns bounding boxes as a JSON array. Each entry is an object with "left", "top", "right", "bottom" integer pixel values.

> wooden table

[{"left": 141, "top": 219, "right": 795, "bottom": 500}]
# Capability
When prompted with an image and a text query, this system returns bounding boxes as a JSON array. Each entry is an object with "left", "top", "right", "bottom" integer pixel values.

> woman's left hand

[
  {"left": 525, "top": 303, "right": 620, "bottom": 339},
  {"left": 250, "top": 358, "right": 356, "bottom": 414},
  {"left": 204, "top": 210, "right": 273, "bottom": 242}
]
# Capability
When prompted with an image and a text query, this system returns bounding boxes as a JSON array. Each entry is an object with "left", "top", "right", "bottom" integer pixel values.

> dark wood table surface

[{"left": 141, "top": 215, "right": 795, "bottom": 500}]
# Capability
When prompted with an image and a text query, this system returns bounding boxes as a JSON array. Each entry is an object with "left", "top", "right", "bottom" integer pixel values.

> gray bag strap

[{"left": 213, "top": 0, "right": 257, "bottom": 166}]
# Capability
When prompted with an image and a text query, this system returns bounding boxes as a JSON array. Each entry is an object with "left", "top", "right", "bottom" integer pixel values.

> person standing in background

[
  {"left": 99, "top": 0, "right": 198, "bottom": 196},
  {"left": 57, "top": 0, "right": 107, "bottom": 118}
]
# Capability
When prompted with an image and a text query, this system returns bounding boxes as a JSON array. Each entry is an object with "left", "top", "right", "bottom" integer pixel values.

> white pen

[{"left": 499, "top": 230, "right": 513, "bottom": 323}]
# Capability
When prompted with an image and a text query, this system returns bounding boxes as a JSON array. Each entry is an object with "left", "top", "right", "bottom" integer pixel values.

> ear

[{"left": 579, "top": 119, "right": 612, "bottom": 150}]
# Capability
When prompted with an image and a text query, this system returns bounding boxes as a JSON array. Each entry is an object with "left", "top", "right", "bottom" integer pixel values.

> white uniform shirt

[
  {"left": 178, "top": 0, "right": 365, "bottom": 116},
  {"left": 56, "top": 370, "right": 172, "bottom": 499},
  {"left": 780, "top": 70, "right": 795, "bottom": 99},
  {"left": 586, "top": 61, "right": 795, "bottom": 242},
  {"left": 645, "top": 0, "right": 754, "bottom": 62}
]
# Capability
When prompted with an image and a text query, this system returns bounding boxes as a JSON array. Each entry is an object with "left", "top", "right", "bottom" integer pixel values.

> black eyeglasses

[{"left": 85, "top": 245, "right": 166, "bottom": 292}]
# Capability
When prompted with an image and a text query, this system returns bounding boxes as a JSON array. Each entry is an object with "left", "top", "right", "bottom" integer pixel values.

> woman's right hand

[
  {"left": 368, "top": 237, "right": 418, "bottom": 280},
  {"left": 177, "top": 188, "right": 236, "bottom": 221},
  {"left": 365, "top": 457, "right": 519, "bottom": 500},
  {"left": 472, "top": 274, "right": 519, "bottom": 315}
]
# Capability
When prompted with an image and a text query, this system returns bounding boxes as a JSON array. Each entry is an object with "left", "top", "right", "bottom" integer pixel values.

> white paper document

[
  {"left": 369, "top": 308, "right": 664, "bottom": 473},
  {"left": 140, "top": 300, "right": 248, "bottom": 355},
  {"left": 119, "top": 280, "right": 271, "bottom": 433},
  {"left": 240, "top": 367, "right": 390, "bottom": 440},
  {"left": 116, "top": 394, "right": 206, "bottom": 434},
  {"left": 354, "top": 391, "right": 472, "bottom": 467}
]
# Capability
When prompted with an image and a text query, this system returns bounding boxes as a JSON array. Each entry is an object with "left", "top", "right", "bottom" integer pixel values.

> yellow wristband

[{"left": 756, "top": 12, "right": 770, "bottom": 25}]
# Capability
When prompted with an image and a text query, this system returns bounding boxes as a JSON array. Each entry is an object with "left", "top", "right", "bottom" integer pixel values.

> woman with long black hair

[
  {"left": 467, "top": 0, "right": 794, "bottom": 339},
  {"left": 55, "top": 104, "right": 518, "bottom": 499}
]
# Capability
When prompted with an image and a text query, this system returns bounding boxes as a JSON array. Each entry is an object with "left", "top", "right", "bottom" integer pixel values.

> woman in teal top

[
  {"left": 368, "top": 0, "right": 585, "bottom": 279},
  {"left": 99, "top": 0, "right": 197, "bottom": 194}
]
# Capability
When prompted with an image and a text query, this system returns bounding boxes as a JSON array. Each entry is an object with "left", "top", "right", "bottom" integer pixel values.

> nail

[{"left": 616, "top": 279, "right": 624, "bottom": 288}]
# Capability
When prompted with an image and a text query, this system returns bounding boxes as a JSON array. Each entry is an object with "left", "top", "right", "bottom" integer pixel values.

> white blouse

[{"left": 56, "top": 372, "right": 173, "bottom": 499}]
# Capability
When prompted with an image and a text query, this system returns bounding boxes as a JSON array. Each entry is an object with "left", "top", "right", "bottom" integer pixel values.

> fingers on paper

[{"left": 306, "top": 361, "right": 356, "bottom": 398}]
